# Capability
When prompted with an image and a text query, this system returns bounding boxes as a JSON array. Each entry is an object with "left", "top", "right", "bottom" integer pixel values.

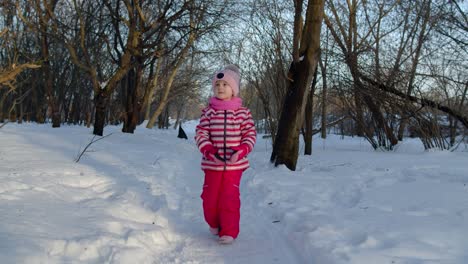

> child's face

[{"left": 214, "top": 80, "right": 234, "bottom": 101}]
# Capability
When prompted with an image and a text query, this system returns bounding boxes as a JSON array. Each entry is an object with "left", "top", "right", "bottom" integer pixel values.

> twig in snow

[
  {"left": 152, "top": 155, "right": 161, "bottom": 166},
  {"left": 328, "top": 162, "right": 351, "bottom": 167},
  {"left": 0, "top": 121, "right": 9, "bottom": 129},
  {"left": 75, "top": 133, "right": 113, "bottom": 163},
  {"left": 450, "top": 133, "right": 467, "bottom": 152}
]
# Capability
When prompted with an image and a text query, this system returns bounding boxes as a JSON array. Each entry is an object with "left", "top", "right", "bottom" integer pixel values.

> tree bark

[
  {"left": 18, "top": 99, "right": 23, "bottom": 124},
  {"left": 93, "top": 90, "right": 108, "bottom": 136},
  {"left": 121, "top": 63, "right": 143, "bottom": 133},
  {"left": 319, "top": 55, "right": 328, "bottom": 139},
  {"left": 304, "top": 66, "right": 318, "bottom": 155},
  {"left": 41, "top": 32, "right": 60, "bottom": 127},
  {"left": 71, "top": 92, "right": 81, "bottom": 125},
  {"left": 37, "top": 0, "right": 60, "bottom": 127},
  {"left": 32, "top": 75, "right": 45, "bottom": 123},
  {"left": 271, "top": 0, "right": 325, "bottom": 170},
  {"left": 0, "top": 91, "right": 5, "bottom": 122}
]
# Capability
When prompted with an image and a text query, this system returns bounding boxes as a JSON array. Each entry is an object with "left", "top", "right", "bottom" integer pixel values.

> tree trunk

[
  {"left": 146, "top": 24, "right": 196, "bottom": 129},
  {"left": 0, "top": 91, "right": 5, "bottom": 122},
  {"left": 143, "top": 55, "right": 163, "bottom": 120},
  {"left": 91, "top": 50, "right": 133, "bottom": 135},
  {"left": 271, "top": 61, "right": 312, "bottom": 169},
  {"left": 1, "top": 89, "right": 15, "bottom": 123},
  {"left": 271, "top": 0, "right": 324, "bottom": 171},
  {"left": 158, "top": 104, "right": 170, "bottom": 129},
  {"left": 320, "top": 56, "right": 328, "bottom": 139},
  {"left": 69, "top": 93, "right": 77, "bottom": 124},
  {"left": 304, "top": 94, "right": 313, "bottom": 155},
  {"left": 349, "top": 49, "right": 398, "bottom": 149},
  {"left": 51, "top": 103, "right": 60, "bottom": 127},
  {"left": 353, "top": 88, "right": 365, "bottom": 137},
  {"left": 122, "top": 65, "right": 142, "bottom": 134},
  {"left": 64, "top": 95, "right": 71, "bottom": 124},
  {"left": 29, "top": 72, "right": 43, "bottom": 123},
  {"left": 41, "top": 30, "right": 60, "bottom": 128},
  {"left": 158, "top": 113, "right": 164, "bottom": 129},
  {"left": 398, "top": 0, "right": 432, "bottom": 141},
  {"left": 9, "top": 100, "right": 17, "bottom": 122},
  {"left": 173, "top": 103, "right": 184, "bottom": 129},
  {"left": 362, "top": 91, "right": 399, "bottom": 148},
  {"left": 93, "top": 90, "right": 108, "bottom": 136},
  {"left": 164, "top": 105, "right": 170, "bottom": 129},
  {"left": 86, "top": 110, "right": 92, "bottom": 128},
  {"left": 449, "top": 116, "right": 456, "bottom": 147},
  {"left": 121, "top": 69, "right": 133, "bottom": 133},
  {"left": 304, "top": 67, "right": 318, "bottom": 155},
  {"left": 18, "top": 96, "right": 24, "bottom": 124}
]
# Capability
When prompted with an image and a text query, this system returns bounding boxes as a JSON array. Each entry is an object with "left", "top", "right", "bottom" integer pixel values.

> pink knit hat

[{"left": 212, "top": 64, "right": 241, "bottom": 97}]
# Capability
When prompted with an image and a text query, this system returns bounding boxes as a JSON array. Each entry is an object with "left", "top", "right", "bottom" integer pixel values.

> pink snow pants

[{"left": 201, "top": 169, "right": 242, "bottom": 239}]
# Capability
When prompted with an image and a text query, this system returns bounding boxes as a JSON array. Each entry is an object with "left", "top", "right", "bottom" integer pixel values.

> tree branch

[
  {"left": 75, "top": 133, "right": 113, "bottom": 162},
  {"left": 360, "top": 74, "right": 468, "bottom": 129}
]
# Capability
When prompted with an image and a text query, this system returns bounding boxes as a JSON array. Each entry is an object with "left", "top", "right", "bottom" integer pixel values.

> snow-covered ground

[{"left": 0, "top": 121, "right": 467, "bottom": 264}]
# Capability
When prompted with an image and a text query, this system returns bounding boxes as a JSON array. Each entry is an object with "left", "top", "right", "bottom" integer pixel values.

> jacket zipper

[{"left": 223, "top": 110, "right": 227, "bottom": 171}]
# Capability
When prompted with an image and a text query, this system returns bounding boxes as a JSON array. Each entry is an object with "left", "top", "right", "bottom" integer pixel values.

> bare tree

[
  {"left": 146, "top": 0, "right": 234, "bottom": 129},
  {"left": 270, "top": 0, "right": 325, "bottom": 170},
  {"left": 319, "top": 47, "right": 328, "bottom": 139},
  {"left": 145, "top": 14, "right": 197, "bottom": 129},
  {"left": 395, "top": 0, "right": 433, "bottom": 140},
  {"left": 0, "top": 4, "right": 41, "bottom": 123},
  {"left": 324, "top": 0, "right": 401, "bottom": 149},
  {"left": 2, "top": 0, "right": 466, "bottom": 157},
  {"left": 242, "top": 0, "right": 294, "bottom": 142},
  {"left": 303, "top": 67, "right": 318, "bottom": 155},
  {"left": 0, "top": 28, "right": 40, "bottom": 90},
  {"left": 17, "top": 0, "right": 195, "bottom": 135}
]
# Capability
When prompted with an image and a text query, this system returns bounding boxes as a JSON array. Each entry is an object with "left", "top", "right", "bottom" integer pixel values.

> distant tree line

[
  {"left": 237, "top": 0, "right": 467, "bottom": 169},
  {"left": 1, "top": 0, "right": 238, "bottom": 135},
  {"left": 1, "top": 0, "right": 466, "bottom": 170}
]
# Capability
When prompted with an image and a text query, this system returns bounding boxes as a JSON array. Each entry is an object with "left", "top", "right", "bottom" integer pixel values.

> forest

[
  {"left": 1, "top": 0, "right": 467, "bottom": 170},
  {"left": 1, "top": 1, "right": 468, "bottom": 262}
]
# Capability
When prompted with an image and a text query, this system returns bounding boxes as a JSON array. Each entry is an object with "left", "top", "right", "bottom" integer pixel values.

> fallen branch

[
  {"left": 75, "top": 133, "right": 113, "bottom": 162},
  {"left": 0, "top": 121, "right": 9, "bottom": 129}
]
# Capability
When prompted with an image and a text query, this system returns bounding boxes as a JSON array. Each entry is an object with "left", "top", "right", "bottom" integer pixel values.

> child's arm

[
  {"left": 195, "top": 108, "right": 216, "bottom": 156},
  {"left": 239, "top": 109, "right": 257, "bottom": 154},
  {"left": 230, "top": 109, "right": 256, "bottom": 162}
]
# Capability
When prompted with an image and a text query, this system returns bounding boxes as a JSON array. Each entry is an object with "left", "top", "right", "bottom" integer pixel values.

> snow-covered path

[
  {"left": 1, "top": 123, "right": 467, "bottom": 263},
  {"left": 0, "top": 124, "right": 300, "bottom": 263}
]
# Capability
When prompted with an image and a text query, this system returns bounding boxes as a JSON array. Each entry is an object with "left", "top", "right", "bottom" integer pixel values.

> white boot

[
  {"left": 218, "top": 235, "right": 234, "bottom": 244},
  {"left": 209, "top": 227, "right": 219, "bottom": 235}
]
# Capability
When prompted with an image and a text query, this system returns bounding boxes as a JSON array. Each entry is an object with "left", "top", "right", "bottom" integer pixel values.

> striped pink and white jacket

[{"left": 195, "top": 106, "right": 256, "bottom": 171}]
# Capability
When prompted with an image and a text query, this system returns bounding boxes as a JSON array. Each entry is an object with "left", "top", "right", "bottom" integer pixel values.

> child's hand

[
  {"left": 208, "top": 153, "right": 225, "bottom": 164},
  {"left": 201, "top": 145, "right": 217, "bottom": 160},
  {"left": 229, "top": 144, "right": 249, "bottom": 163}
]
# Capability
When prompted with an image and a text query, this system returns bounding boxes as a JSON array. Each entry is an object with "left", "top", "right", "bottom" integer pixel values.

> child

[{"left": 195, "top": 65, "right": 256, "bottom": 244}]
